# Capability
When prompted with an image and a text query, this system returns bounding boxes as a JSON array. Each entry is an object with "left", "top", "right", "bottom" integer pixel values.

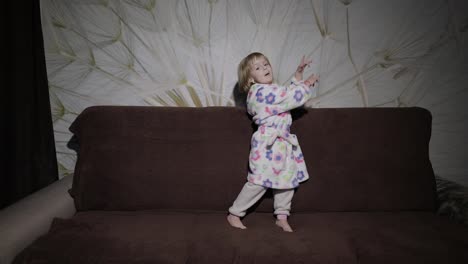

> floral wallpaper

[{"left": 40, "top": 0, "right": 468, "bottom": 186}]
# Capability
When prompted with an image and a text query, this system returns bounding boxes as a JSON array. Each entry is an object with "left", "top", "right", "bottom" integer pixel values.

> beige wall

[{"left": 40, "top": 0, "right": 468, "bottom": 185}]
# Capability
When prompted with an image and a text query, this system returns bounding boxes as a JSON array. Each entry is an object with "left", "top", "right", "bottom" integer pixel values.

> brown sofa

[{"left": 9, "top": 106, "right": 468, "bottom": 263}]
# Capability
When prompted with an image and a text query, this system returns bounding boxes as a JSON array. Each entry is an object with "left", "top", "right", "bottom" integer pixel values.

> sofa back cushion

[
  {"left": 290, "top": 107, "right": 436, "bottom": 212},
  {"left": 69, "top": 106, "right": 436, "bottom": 212},
  {"left": 70, "top": 106, "right": 252, "bottom": 211}
]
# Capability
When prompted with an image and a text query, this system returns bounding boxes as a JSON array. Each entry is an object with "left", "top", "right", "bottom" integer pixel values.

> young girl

[{"left": 227, "top": 52, "right": 319, "bottom": 232}]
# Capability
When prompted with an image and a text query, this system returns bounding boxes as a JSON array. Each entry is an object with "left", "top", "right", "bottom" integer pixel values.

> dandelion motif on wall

[{"left": 40, "top": 0, "right": 468, "bottom": 185}]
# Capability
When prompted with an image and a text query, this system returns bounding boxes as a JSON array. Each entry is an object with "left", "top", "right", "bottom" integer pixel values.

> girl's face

[{"left": 249, "top": 56, "right": 273, "bottom": 85}]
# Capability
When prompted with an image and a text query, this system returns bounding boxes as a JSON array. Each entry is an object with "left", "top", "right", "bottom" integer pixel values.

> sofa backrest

[{"left": 69, "top": 106, "right": 436, "bottom": 212}]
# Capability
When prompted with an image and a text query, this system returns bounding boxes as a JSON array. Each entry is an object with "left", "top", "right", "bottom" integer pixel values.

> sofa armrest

[
  {"left": 0, "top": 175, "right": 76, "bottom": 264},
  {"left": 436, "top": 175, "right": 468, "bottom": 227}
]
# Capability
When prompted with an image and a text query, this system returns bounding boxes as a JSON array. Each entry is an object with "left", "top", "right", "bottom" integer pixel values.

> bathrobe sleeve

[{"left": 247, "top": 77, "right": 314, "bottom": 120}]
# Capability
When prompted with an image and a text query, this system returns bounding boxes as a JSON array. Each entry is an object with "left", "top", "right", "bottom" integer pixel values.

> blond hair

[{"left": 237, "top": 52, "right": 270, "bottom": 93}]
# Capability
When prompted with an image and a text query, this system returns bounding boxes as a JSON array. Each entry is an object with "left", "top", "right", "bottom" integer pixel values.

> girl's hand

[
  {"left": 295, "top": 55, "right": 312, "bottom": 81},
  {"left": 304, "top": 73, "right": 319, "bottom": 88}
]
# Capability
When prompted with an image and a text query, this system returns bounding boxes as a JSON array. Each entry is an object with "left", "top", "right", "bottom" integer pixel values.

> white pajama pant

[{"left": 228, "top": 182, "right": 294, "bottom": 217}]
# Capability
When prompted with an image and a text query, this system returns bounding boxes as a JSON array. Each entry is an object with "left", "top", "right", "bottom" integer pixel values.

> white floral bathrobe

[{"left": 246, "top": 77, "right": 314, "bottom": 189}]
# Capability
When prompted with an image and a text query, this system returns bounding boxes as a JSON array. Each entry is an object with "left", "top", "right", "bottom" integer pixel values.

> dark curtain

[{"left": 1, "top": 1, "right": 58, "bottom": 209}]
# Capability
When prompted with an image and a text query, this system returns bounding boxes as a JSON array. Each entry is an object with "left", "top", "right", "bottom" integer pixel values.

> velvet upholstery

[
  {"left": 69, "top": 106, "right": 435, "bottom": 212},
  {"left": 15, "top": 211, "right": 468, "bottom": 264},
  {"left": 14, "top": 106, "right": 468, "bottom": 264}
]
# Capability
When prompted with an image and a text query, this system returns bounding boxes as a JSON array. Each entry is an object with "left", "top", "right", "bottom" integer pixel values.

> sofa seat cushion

[
  {"left": 293, "top": 212, "right": 468, "bottom": 264},
  {"left": 15, "top": 211, "right": 468, "bottom": 264}
]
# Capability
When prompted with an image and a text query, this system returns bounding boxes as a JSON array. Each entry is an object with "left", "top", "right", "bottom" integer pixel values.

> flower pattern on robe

[{"left": 246, "top": 77, "right": 314, "bottom": 189}]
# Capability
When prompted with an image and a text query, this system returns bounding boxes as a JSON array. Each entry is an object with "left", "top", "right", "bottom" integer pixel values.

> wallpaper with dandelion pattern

[{"left": 40, "top": 0, "right": 468, "bottom": 186}]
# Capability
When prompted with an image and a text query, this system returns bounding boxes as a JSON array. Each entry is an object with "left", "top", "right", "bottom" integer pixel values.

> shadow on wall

[
  {"left": 233, "top": 82, "right": 247, "bottom": 108},
  {"left": 67, "top": 135, "right": 79, "bottom": 154}
]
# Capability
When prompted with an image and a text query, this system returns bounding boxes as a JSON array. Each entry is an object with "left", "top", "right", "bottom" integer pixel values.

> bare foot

[
  {"left": 227, "top": 214, "right": 247, "bottom": 229},
  {"left": 275, "top": 219, "right": 293, "bottom": 232}
]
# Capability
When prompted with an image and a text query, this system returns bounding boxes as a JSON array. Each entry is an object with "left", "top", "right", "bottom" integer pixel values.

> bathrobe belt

[{"left": 263, "top": 127, "right": 299, "bottom": 147}]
